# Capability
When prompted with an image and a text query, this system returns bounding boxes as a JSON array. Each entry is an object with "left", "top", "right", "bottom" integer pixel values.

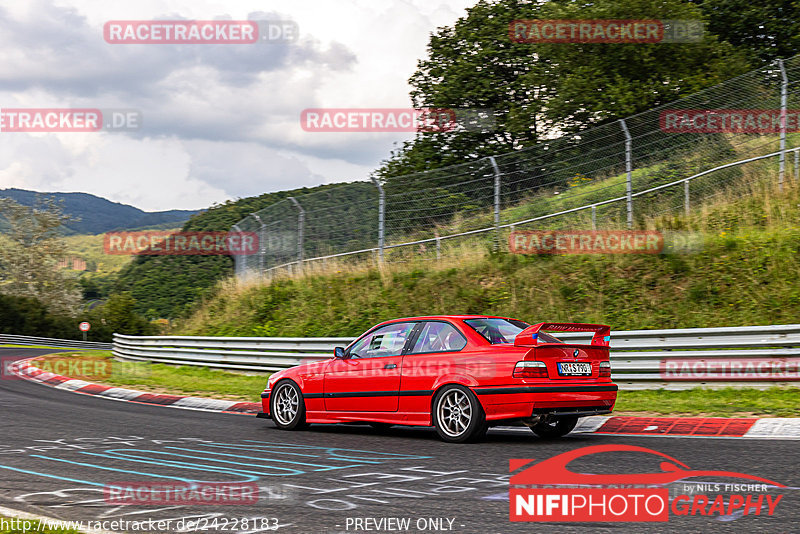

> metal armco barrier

[
  {"left": 0, "top": 334, "right": 112, "bottom": 350},
  {"left": 112, "top": 324, "right": 800, "bottom": 390},
  {"left": 112, "top": 334, "right": 351, "bottom": 373}
]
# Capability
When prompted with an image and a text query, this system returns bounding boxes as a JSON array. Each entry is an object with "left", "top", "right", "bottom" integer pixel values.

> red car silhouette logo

[{"left": 510, "top": 444, "right": 785, "bottom": 487}]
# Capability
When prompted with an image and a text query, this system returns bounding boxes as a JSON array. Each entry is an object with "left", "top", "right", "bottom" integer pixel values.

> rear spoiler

[{"left": 514, "top": 322, "right": 611, "bottom": 347}]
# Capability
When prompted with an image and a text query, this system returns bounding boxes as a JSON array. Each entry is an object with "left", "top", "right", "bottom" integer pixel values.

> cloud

[
  {"left": 184, "top": 139, "right": 327, "bottom": 200},
  {"left": 0, "top": 2, "right": 355, "bottom": 96},
  {"left": 0, "top": 133, "right": 225, "bottom": 211},
  {"left": 0, "top": 0, "right": 475, "bottom": 211}
]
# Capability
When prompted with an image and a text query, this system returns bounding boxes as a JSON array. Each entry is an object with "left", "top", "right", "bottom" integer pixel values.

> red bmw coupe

[{"left": 257, "top": 316, "right": 617, "bottom": 442}]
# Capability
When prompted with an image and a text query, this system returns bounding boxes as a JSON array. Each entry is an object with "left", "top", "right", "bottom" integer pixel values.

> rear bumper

[
  {"left": 530, "top": 406, "right": 612, "bottom": 417},
  {"left": 473, "top": 384, "right": 618, "bottom": 395},
  {"left": 474, "top": 383, "right": 617, "bottom": 421}
]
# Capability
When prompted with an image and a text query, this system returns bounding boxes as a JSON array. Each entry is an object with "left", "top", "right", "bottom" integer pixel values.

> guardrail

[
  {"left": 1, "top": 334, "right": 112, "bottom": 350},
  {"left": 112, "top": 334, "right": 352, "bottom": 373},
  {"left": 112, "top": 324, "right": 800, "bottom": 390}
]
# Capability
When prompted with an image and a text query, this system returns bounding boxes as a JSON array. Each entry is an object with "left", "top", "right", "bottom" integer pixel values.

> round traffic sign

[{"left": 79, "top": 321, "right": 91, "bottom": 332}]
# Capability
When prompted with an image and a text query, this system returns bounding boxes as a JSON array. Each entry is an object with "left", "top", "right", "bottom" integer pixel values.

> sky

[{"left": 0, "top": 0, "right": 476, "bottom": 211}]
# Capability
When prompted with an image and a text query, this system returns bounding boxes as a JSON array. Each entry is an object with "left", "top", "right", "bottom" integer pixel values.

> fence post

[
  {"left": 684, "top": 179, "right": 690, "bottom": 217},
  {"left": 489, "top": 156, "right": 501, "bottom": 249},
  {"left": 779, "top": 59, "right": 788, "bottom": 192},
  {"left": 288, "top": 197, "right": 305, "bottom": 268},
  {"left": 795, "top": 149, "right": 799, "bottom": 182},
  {"left": 251, "top": 214, "right": 266, "bottom": 274},
  {"left": 231, "top": 224, "right": 244, "bottom": 278},
  {"left": 370, "top": 177, "right": 385, "bottom": 262},
  {"left": 619, "top": 119, "right": 633, "bottom": 229}
]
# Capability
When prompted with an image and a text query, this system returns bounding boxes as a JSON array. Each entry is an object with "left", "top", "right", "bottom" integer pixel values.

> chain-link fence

[{"left": 233, "top": 55, "right": 800, "bottom": 278}]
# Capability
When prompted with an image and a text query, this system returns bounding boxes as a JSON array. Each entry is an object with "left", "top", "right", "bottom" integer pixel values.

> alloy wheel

[
  {"left": 436, "top": 389, "right": 473, "bottom": 438},
  {"left": 273, "top": 383, "right": 300, "bottom": 426}
]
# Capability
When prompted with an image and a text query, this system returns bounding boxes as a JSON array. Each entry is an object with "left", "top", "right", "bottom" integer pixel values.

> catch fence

[{"left": 232, "top": 56, "right": 800, "bottom": 277}]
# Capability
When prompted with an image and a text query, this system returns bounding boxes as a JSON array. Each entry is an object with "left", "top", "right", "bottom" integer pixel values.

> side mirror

[{"left": 334, "top": 346, "right": 346, "bottom": 359}]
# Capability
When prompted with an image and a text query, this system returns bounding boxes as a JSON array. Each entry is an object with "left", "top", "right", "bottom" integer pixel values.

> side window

[
  {"left": 410, "top": 322, "right": 467, "bottom": 354},
  {"left": 347, "top": 322, "right": 415, "bottom": 358}
]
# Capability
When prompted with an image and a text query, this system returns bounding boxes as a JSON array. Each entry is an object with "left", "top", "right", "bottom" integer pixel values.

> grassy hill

[
  {"left": 176, "top": 175, "right": 800, "bottom": 337},
  {"left": 0, "top": 188, "right": 197, "bottom": 234},
  {"left": 107, "top": 126, "right": 796, "bottom": 319}
]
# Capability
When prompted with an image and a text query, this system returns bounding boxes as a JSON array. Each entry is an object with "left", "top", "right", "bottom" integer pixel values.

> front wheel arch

[{"left": 270, "top": 379, "right": 308, "bottom": 431}]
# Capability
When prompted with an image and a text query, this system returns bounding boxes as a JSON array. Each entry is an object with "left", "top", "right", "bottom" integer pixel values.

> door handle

[{"left": 384, "top": 364, "right": 397, "bottom": 369}]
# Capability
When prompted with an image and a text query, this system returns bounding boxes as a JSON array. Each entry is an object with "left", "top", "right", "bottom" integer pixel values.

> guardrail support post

[
  {"left": 779, "top": 59, "right": 788, "bottom": 192},
  {"left": 619, "top": 119, "right": 633, "bottom": 229},
  {"left": 370, "top": 177, "right": 385, "bottom": 262},
  {"left": 288, "top": 197, "right": 305, "bottom": 270},
  {"left": 591, "top": 205, "right": 597, "bottom": 230},
  {"left": 489, "top": 156, "right": 501, "bottom": 250}
]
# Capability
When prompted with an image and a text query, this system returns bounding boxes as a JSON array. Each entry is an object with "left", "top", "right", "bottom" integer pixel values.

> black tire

[
  {"left": 531, "top": 416, "right": 578, "bottom": 438},
  {"left": 368, "top": 422, "right": 393, "bottom": 432},
  {"left": 432, "top": 385, "right": 488, "bottom": 443},
  {"left": 270, "top": 380, "right": 308, "bottom": 430}
]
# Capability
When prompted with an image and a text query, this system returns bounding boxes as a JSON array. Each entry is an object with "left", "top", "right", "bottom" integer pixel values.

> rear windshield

[{"left": 464, "top": 318, "right": 563, "bottom": 345}]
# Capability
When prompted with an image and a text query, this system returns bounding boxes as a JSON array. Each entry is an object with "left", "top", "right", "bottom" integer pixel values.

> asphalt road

[{"left": 0, "top": 348, "right": 797, "bottom": 534}]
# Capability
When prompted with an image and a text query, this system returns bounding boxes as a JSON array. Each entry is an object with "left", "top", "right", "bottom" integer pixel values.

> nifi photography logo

[{"left": 509, "top": 444, "right": 785, "bottom": 523}]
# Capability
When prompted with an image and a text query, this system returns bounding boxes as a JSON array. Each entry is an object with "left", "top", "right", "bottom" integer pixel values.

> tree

[
  {"left": 377, "top": 0, "right": 752, "bottom": 182},
  {"left": 0, "top": 294, "right": 74, "bottom": 338},
  {"left": 690, "top": 0, "right": 800, "bottom": 64},
  {"left": 86, "top": 292, "right": 155, "bottom": 338},
  {"left": 0, "top": 197, "right": 82, "bottom": 315}
]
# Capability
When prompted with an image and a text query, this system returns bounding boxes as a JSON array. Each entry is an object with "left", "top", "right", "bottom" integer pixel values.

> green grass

[
  {"left": 178, "top": 225, "right": 800, "bottom": 337},
  {"left": 0, "top": 516, "right": 83, "bottom": 534},
  {"left": 177, "top": 165, "right": 800, "bottom": 339},
  {"left": 31, "top": 352, "right": 267, "bottom": 402},
  {"left": 615, "top": 388, "right": 800, "bottom": 417}
]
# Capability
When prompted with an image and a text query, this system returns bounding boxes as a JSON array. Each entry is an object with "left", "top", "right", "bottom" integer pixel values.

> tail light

[
  {"left": 599, "top": 361, "right": 611, "bottom": 378},
  {"left": 514, "top": 361, "right": 548, "bottom": 378}
]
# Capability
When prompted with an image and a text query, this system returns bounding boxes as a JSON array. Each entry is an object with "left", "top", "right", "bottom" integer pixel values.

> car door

[
  {"left": 324, "top": 321, "right": 416, "bottom": 412},
  {"left": 399, "top": 321, "right": 468, "bottom": 413}
]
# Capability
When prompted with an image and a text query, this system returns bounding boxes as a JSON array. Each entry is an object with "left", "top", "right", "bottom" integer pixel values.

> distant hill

[{"left": 0, "top": 188, "right": 198, "bottom": 234}]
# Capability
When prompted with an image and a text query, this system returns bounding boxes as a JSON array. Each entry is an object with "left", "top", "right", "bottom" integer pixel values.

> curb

[
  {"left": 572, "top": 414, "right": 800, "bottom": 439},
  {"left": 9, "top": 358, "right": 261, "bottom": 416},
  {"left": 9, "top": 357, "right": 800, "bottom": 438}
]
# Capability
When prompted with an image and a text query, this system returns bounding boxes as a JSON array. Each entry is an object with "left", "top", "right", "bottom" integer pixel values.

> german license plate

[{"left": 557, "top": 362, "right": 592, "bottom": 376}]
